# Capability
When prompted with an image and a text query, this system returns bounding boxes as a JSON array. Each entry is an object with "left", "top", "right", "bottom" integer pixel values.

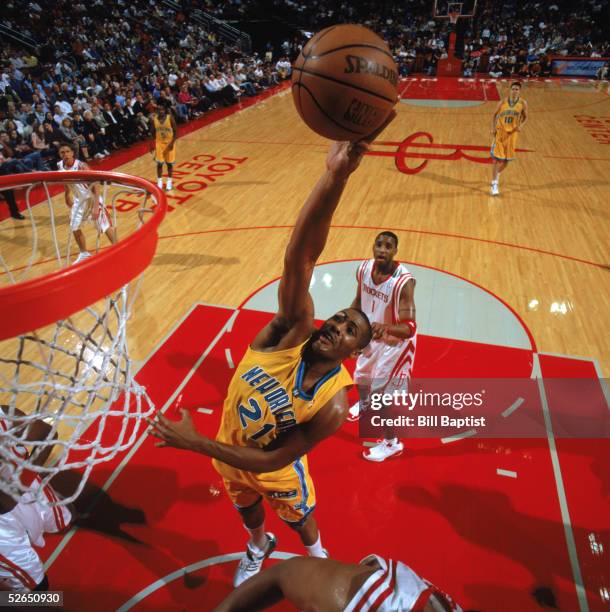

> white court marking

[
  {"left": 196, "top": 407, "right": 214, "bottom": 415},
  {"left": 502, "top": 397, "right": 524, "bottom": 418},
  {"left": 225, "top": 347, "right": 235, "bottom": 369},
  {"left": 534, "top": 353, "right": 589, "bottom": 611},
  {"left": 496, "top": 469, "right": 517, "bottom": 478},
  {"left": 117, "top": 551, "right": 298, "bottom": 612}
]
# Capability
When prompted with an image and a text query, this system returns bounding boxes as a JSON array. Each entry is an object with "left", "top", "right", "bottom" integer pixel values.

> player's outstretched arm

[
  {"left": 148, "top": 391, "right": 347, "bottom": 473},
  {"left": 252, "top": 112, "right": 396, "bottom": 351}
]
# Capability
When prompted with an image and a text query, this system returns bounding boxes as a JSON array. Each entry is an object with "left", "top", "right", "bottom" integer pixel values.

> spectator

[
  {"left": 59, "top": 117, "right": 90, "bottom": 160},
  {"left": 275, "top": 57, "right": 292, "bottom": 79},
  {"left": 82, "top": 110, "right": 110, "bottom": 158}
]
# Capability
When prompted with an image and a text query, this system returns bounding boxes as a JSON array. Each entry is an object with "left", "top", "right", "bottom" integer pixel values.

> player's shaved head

[{"left": 376, "top": 231, "right": 398, "bottom": 247}]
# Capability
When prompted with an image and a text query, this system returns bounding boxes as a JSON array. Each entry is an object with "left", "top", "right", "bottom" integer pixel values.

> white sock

[
  {"left": 492, "top": 178, "right": 498, "bottom": 185},
  {"left": 305, "top": 533, "right": 325, "bottom": 558},
  {"left": 246, "top": 523, "right": 268, "bottom": 553}
]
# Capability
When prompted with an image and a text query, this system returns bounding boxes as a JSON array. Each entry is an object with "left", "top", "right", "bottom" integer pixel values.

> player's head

[
  {"left": 59, "top": 142, "right": 75, "bottom": 163},
  {"left": 307, "top": 308, "right": 372, "bottom": 362},
  {"left": 510, "top": 81, "right": 522, "bottom": 97},
  {"left": 373, "top": 231, "right": 398, "bottom": 265},
  {"left": 156, "top": 103, "right": 167, "bottom": 118}
]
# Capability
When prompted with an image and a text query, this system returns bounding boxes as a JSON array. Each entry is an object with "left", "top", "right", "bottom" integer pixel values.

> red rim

[{"left": 0, "top": 171, "right": 166, "bottom": 340}]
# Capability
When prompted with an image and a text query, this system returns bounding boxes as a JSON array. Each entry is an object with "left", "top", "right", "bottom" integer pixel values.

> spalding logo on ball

[{"left": 292, "top": 24, "right": 398, "bottom": 141}]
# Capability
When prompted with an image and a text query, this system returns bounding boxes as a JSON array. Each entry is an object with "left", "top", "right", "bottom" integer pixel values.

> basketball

[{"left": 291, "top": 24, "right": 398, "bottom": 141}]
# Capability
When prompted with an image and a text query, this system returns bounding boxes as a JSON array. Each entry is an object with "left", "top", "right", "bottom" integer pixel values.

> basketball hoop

[
  {"left": 448, "top": 10, "right": 460, "bottom": 25},
  {"left": 0, "top": 171, "right": 166, "bottom": 507}
]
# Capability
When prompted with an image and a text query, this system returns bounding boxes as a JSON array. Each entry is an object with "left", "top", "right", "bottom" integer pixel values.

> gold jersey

[
  {"left": 153, "top": 114, "right": 174, "bottom": 144},
  {"left": 496, "top": 97, "right": 525, "bottom": 133},
  {"left": 215, "top": 340, "right": 352, "bottom": 455}
]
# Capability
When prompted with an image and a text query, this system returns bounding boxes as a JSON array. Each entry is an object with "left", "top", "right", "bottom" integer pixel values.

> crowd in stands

[
  {"left": 251, "top": 0, "right": 609, "bottom": 77},
  {"left": 1, "top": 0, "right": 608, "bottom": 217},
  {"left": 0, "top": 0, "right": 292, "bottom": 210}
]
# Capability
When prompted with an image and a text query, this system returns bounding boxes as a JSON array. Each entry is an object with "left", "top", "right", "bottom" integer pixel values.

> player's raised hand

[
  {"left": 147, "top": 409, "right": 204, "bottom": 451},
  {"left": 326, "top": 110, "right": 397, "bottom": 178}
]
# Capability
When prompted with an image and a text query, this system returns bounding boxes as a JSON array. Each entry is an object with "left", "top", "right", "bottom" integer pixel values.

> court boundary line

[
  {"left": 534, "top": 353, "right": 589, "bottom": 611},
  {"left": 538, "top": 351, "right": 610, "bottom": 398},
  {"left": 44, "top": 304, "right": 238, "bottom": 571},
  {"left": 236, "top": 258, "right": 538, "bottom": 352},
  {"left": 117, "top": 551, "right": 298, "bottom": 612},
  {"left": 12, "top": 221, "right": 606, "bottom": 278},
  {"left": 157, "top": 225, "right": 607, "bottom": 271}
]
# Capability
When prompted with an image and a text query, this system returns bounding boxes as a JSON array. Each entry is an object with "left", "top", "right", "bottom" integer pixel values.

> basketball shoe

[
  {"left": 491, "top": 181, "right": 499, "bottom": 196},
  {"left": 363, "top": 438, "right": 404, "bottom": 462},
  {"left": 233, "top": 532, "right": 277, "bottom": 587},
  {"left": 73, "top": 251, "right": 91, "bottom": 265}
]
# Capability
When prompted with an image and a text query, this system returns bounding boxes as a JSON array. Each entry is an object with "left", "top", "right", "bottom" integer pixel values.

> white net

[{"left": 0, "top": 171, "right": 164, "bottom": 506}]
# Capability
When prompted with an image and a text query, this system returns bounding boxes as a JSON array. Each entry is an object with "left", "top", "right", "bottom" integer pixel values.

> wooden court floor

[
  {"left": 1, "top": 77, "right": 609, "bottom": 375},
  {"left": 124, "top": 78, "right": 609, "bottom": 376}
]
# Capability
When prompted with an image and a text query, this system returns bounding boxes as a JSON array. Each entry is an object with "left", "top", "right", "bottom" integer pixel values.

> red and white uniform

[
  {"left": 0, "top": 417, "right": 71, "bottom": 591},
  {"left": 354, "top": 260, "right": 416, "bottom": 393},
  {"left": 345, "top": 555, "right": 463, "bottom": 612},
  {"left": 58, "top": 158, "right": 110, "bottom": 233}
]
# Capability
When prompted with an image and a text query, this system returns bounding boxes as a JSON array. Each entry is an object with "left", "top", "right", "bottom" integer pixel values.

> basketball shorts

[
  {"left": 70, "top": 196, "right": 110, "bottom": 233},
  {"left": 155, "top": 142, "right": 176, "bottom": 164},
  {"left": 0, "top": 482, "right": 72, "bottom": 591},
  {"left": 213, "top": 456, "right": 316, "bottom": 526},
  {"left": 354, "top": 337, "right": 416, "bottom": 396},
  {"left": 491, "top": 129, "right": 518, "bottom": 161}
]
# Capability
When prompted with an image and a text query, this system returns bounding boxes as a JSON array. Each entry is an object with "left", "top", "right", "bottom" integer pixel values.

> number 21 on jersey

[{"left": 238, "top": 398, "right": 274, "bottom": 441}]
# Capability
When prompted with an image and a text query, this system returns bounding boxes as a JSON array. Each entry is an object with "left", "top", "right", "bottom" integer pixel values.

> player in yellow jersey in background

[
  {"left": 151, "top": 103, "right": 177, "bottom": 191},
  {"left": 150, "top": 113, "right": 397, "bottom": 588},
  {"left": 490, "top": 81, "right": 528, "bottom": 196}
]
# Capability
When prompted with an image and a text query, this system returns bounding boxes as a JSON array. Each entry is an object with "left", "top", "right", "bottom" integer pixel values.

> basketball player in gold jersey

[
  {"left": 150, "top": 113, "right": 396, "bottom": 588},
  {"left": 490, "top": 81, "right": 528, "bottom": 196},
  {"left": 151, "top": 103, "right": 177, "bottom": 191}
]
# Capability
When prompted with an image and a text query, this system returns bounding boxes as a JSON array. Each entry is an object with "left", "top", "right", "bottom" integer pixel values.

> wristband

[{"left": 401, "top": 319, "right": 417, "bottom": 337}]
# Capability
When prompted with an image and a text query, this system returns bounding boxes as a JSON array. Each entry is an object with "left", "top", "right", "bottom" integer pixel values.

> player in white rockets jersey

[
  {"left": 0, "top": 406, "right": 72, "bottom": 591},
  {"left": 58, "top": 143, "right": 116, "bottom": 264},
  {"left": 349, "top": 231, "right": 417, "bottom": 462},
  {"left": 215, "top": 553, "right": 462, "bottom": 611}
]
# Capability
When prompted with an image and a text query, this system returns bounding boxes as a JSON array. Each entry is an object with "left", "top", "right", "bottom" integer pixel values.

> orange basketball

[{"left": 291, "top": 24, "right": 398, "bottom": 141}]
